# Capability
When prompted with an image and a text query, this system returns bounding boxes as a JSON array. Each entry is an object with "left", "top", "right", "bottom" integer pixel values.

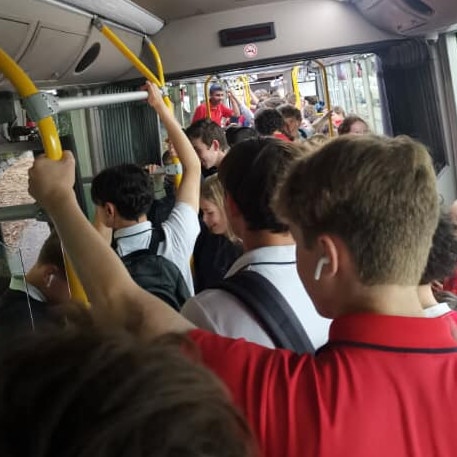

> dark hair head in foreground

[{"left": 0, "top": 324, "right": 255, "bottom": 457}]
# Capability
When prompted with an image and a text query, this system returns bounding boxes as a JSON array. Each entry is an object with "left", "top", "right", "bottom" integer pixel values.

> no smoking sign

[{"left": 243, "top": 43, "right": 258, "bottom": 59}]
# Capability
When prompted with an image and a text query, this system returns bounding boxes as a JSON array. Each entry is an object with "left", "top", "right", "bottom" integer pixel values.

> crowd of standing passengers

[{"left": 1, "top": 81, "right": 457, "bottom": 456}]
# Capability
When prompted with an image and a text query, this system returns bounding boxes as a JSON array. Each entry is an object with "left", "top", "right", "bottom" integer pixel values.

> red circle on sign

[{"left": 244, "top": 43, "right": 258, "bottom": 58}]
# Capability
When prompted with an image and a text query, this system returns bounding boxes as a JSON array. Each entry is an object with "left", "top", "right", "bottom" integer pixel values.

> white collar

[
  {"left": 423, "top": 302, "right": 452, "bottom": 318},
  {"left": 9, "top": 276, "right": 46, "bottom": 302},
  {"left": 113, "top": 221, "right": 153, "bottom": 257},
  {"left": 226, "top": 244, "right": 296, "bottom": 278}
]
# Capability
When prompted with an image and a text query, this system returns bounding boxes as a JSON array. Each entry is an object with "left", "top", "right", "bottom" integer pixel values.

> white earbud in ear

[
  {"left": 46, "top": 274, "right": 55, "bottom": 288},
  {"left": 314, "top": 257, "right": 330, "bottom": 281}
]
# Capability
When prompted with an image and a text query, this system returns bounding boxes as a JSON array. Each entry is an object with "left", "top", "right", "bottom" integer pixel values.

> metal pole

[
  {"left": 0, "top": 204, "right": 41, "bottom": 222},
  {"left": 57, "top": 91, "right": 148, "bottom": 112}
]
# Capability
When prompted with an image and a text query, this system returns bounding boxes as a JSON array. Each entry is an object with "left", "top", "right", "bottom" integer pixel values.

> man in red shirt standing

[
  {"left": 29, "top": 84, "right": 457, "bottom": 457},
  {"left": 192, "top": 84, "right": 240, "bottom": 127}
]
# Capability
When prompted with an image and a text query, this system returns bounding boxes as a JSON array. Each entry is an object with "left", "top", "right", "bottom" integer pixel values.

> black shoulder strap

[
  {"left": 148, "top": 226, "right": 165, "bottom": 255},
  {"left": 217, "top": 270, "right": 315, "bottom": 354}
]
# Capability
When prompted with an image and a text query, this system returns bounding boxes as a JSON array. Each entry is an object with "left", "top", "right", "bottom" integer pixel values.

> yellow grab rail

[
  {"left": 238, "top": 75, "right": 251, "bottom": 109},
  {"left": 144, "top": 37, "right": 173, "bottom": 111},
  {"left": 144, "top": 37, "right": 165, "bottom": 86},
  {"left": 0, "top": 47, "right": 88, "bottom": 304},
  {"left": 314, "top": 60, "right": 335, "bottom": 137},
  {"left": 94, "top": 20, "right": 181, "bottom": 189},
  {"left": 94, "top": 19, "right": 161, "bottom": 86},
  {"left": 143, "top": 37, "right": 181, "bottom": 187},
  {"left": 204, "top": 75, "right": 215, "bottom": 120},
  {"left": 291, "top": 66, "right": 301, "bottom": 110}
]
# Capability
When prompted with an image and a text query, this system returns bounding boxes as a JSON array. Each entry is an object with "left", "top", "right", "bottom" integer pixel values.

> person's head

[
  {"left": 420, "top": 211, "right": 457, "bottom": 285},
  {"left": 91, "top": 164, "right": 153, "bottom": 226},
  {"left": 209, "top": 83, "right": 225, "bottom": 106},
  {"left": 277, "top": 104, "right": 302, "bottom": 139},
  {"left": 260, "top": 97, "right": 285, "bottom": 110},
  {"left": 27, "top": 230, "right": 69, "bottom": 304},
  {"left": 332, "top": 106, "right": 346, "bottom": 117},
  {"left": 186, "top": 119, "right": 228, "bottom": 169},
  {"left": 218, "top": 137, "right": 303, "bottom": 238},
  {"left": 254, "top": 108, "right": 285, "bottom": 136},
  {"left": 225, "top": 126, "right": 258, "bottom": 147},
  {"left": 275, "top": 134, "right": 439, "bottom": 318},
  {"left": 337, "top": 115, "right": 369, "bottom": 135},
  {"left": 200, "top": 174, "right": 236, "bottom": 242},
  {"left": 299, "top": 134, "right": 329, "bottom": 155},
  {"left": 285, "top": 92, "right": 297, "bottom": 106},
  {"left": 0, "top": 326, "right": 255, "bottom": 457}
]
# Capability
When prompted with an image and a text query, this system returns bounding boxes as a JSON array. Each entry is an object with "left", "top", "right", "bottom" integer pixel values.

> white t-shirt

[
  {"left": 181, "top": 244, "right": 331, "bottom": 350},
  {"left": 113, "top": 202, "right": 200, "bottom": 294}
]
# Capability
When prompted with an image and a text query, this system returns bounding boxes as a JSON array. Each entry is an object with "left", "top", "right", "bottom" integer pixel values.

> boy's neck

[
  {"left": 339, "top": 283, "right": 425, "bottom": 318},
  {"left": 242, "top": 230, "right": 295, "bottom": 251},
  {"left": 417, "top": 284, "right": 439, "bottom": 310},
  {"left": 113, "top": 214, "right": 148, "bottom": 231}
]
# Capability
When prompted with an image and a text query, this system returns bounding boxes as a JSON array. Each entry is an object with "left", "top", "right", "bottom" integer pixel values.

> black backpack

[
  {"left": 216, "top": 270, "right": 315, "bottom": 354},
  {"left": 115, "top": 228, "right": 190, "bottom": 312}
]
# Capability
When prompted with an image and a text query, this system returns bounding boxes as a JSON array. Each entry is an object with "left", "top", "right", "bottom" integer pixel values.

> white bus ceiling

[{"left": 1, "top": 0, "right": 457, "bottom": 89}]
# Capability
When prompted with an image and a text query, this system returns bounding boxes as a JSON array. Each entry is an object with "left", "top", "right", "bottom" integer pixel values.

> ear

[
  {"left": 211, "top": 139, "right": 220, "bottom": 151},
  {"left": 102, "top": 202, "right": 118, "bottom": 228},
  {"left": 224, "top": 193, "right": 241, "bottom": 219},
  {"left": 316, "top": 234, "right": 339, "bottom": 279},
  {"left": 104, "top": 202, "right": 116, "bottom": 217},
  {"left": 41, "top": 264, "right": 60, "bottom": 288}
]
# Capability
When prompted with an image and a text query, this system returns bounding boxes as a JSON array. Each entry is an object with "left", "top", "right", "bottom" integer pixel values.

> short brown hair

[
  {"left": 275, "top": 134, "right": 439, "bottom": 285},
  {"left": 36, "top": 230, "right": 65, "bottom": 274},
  {"left": 299, "top": 134, "right": 329, "bottom": 155},
  {"left": 185, "top": 119, "right": 228, "bottom": 151},
  {"left": 0, "top": 325, "right": 255, "bottom": 457},
  {"left": 337, "top": 115, "right": 368, "bottom": 135}
]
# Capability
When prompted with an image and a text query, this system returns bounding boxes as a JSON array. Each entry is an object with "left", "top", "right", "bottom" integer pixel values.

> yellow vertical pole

[
  {"left": 204, "top": 75, "right": 214, "bottom": 120},
  {"left": 242, "top": 75, "right": 251, "bottom": 109},
  {"left": 291, "top": 66, "right": 301, "bottom": 110},
  {"left": 314, "top": 60, "right": 335, "bottom": 137},
  {"left": 0, "top": 48, "right": 88, "bottom": 304}
]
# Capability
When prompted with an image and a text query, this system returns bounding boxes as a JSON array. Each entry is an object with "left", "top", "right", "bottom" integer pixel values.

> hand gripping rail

[
  {"left": 93, "top": 17, "right": 181, "bottom": 187},
  {"left": 0, "top": 47, "right": 89, "bottom": 305}
]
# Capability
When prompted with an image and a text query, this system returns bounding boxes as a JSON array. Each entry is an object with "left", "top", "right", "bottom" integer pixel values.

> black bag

[
  {"left": 116, "top": 228, "right": 190, "bottom": 312},
  {"left": 217, "top": 270, "right": 315, "bottom": 354}
]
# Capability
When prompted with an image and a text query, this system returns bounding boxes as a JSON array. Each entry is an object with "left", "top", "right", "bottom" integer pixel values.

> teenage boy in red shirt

[{"left": 29, "top": 84, "right": 457, "bottom": 457}]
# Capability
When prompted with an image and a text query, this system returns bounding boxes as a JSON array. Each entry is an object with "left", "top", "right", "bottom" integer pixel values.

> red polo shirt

[
  {"left": 189, "top": 314, "right": 457, "bottom": 457},
  {"left": 192, "top": 103, "right": 234, "bottom": 126}
]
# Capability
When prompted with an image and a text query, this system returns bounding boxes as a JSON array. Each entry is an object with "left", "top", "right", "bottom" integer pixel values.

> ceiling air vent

[
  {"left": 403, "top": 0, "right": 434, "bottom": 16},
  {"left": 74, "top": 42, "right": 101, "bottom": 74}
]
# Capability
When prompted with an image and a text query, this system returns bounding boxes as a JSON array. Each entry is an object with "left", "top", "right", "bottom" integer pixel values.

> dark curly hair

[
  {"left": 420, "top": 210, "right": 457, "bottom": 284},
  {"left": 91, "top": 164, "right": 153, "bottom": 221},
  {"left": 254, "top": 108, "right": 285, "bottom": 136}
]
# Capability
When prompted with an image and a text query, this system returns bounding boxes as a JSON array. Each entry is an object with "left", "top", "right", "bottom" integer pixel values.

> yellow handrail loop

[{"left": 0, "top": 47, "right": 88, "bottom": 304}]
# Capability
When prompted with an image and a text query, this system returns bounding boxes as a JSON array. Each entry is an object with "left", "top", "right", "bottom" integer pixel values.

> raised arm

[
  {"left": 28, "top": 151, "right": 195, "bottom": 338},
  {"left": 227, "top": 90, "right": 241, "bottom": 118},
  {"left": 145, "top": 82, "right": 200, "bottom": 213}
]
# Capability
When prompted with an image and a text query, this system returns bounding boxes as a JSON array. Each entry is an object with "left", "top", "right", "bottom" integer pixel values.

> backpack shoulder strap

[
  {"left": 217, "top": 270, "right": 315, "bottom": 354},
  {"left": 148, "top": 226, "right": 165, "bottom": 255}
]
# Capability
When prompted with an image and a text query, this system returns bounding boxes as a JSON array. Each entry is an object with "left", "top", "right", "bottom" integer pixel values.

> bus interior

[{"left": 1, "top": 0, "right": 457, "bottom": 273}]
